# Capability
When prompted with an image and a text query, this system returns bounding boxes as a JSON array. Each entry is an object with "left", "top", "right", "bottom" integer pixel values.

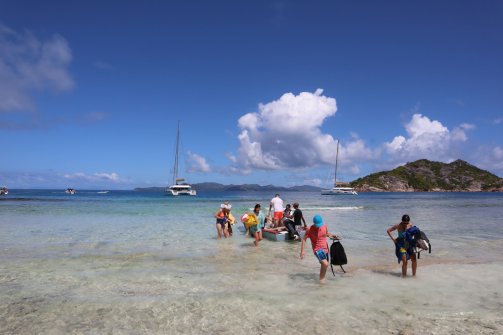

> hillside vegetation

[{"left": 350, "top": 159, "right": 503, "bottom": 192}]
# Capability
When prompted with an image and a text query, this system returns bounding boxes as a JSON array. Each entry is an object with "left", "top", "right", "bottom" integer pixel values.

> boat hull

[
  {"left": 321, "top": 188, "right": 358, "bottom": 195},
  {"left": 165, "top": 189, "right": 197, "bottom": 196},
  {"left": 262, "top": 228, "right": 305, "bottom": 241}
]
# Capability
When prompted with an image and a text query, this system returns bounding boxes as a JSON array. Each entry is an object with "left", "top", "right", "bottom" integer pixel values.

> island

[{"left": 351, "top": 159, "right": 503, "bottom": 192}]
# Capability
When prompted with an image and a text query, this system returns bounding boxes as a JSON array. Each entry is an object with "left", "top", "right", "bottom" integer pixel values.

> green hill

[{"left": 350, "top": 159, "right": 503, "bottom": 192}]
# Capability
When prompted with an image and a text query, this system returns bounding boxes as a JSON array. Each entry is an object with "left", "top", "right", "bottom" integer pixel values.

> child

[
  {"left": 300, "top": 214, "right": 338, "bottom": 283},
  {"left": 224, "top": 203, "right": 235, "bottom": 236},
  {"left": 241, "top": 204, "right": 264, "bottom": 246},
  {"left": 214, "top": 204, "right": 229, "bottom": 239}
]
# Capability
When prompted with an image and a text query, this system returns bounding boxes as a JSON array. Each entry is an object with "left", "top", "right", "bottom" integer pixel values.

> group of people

[
  {"left": 215, "top": 195, "right": 420, "bottom": 282},
  {"left": 268, "top": 194, "right": 307, "bottom": 240},
  {"left": 213, "top": 194, "right": 308, "bottom": 246}
]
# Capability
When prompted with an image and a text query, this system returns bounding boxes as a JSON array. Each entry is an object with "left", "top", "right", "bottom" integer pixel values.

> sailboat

[
  {"left": 165, "top": 122, "right": 197, "bottom": 196},
  {"left": 321, "top": 140, "right": 358, "bottom": 195},
  {"left": 0, "top": 186, "right": 8, "bottom": 196}
]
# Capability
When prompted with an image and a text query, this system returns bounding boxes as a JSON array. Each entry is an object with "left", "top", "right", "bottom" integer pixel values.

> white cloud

[
  {"left": 236, "top": 89, "right": 334, "bottom": 169},
  {"left": 186, "top": 152, "right": 211, "bottom": 173},
  {"left": 385, "top": 114, "right": 473, "bottom": 162},
  {"left": 473, "top": 145, "right": 503, "bottom": 176},
  {"left": 0, "top": 24, "right": 74, "bottom": 113},
  {"left": 226, "top": 152, "right": 238, "bottom": 163},
  {"left": 64, "top": 172, "right": 121, "bottom": 182},
  {"left": 494, "top": 118, "right": 503, "bottom": 125},
  {"left": 231, "top": 89, "right": 376, "bottom": 174},
  {"left": 304, "top": 178, "right": 323, "bottom": 187},
  {"left": 0, "top": 170, "right": 132, "bottom": 189},
  {"left": 493, "top": 146, "right": 503, "bottom": 160}
]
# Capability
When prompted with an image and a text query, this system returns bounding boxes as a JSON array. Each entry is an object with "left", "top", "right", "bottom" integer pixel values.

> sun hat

[
  {"left": 313, "top": 214, "right": 324, "bottom": 228},
  {"left": 240, "top": 214, "right": 249, "bottom": 223}
]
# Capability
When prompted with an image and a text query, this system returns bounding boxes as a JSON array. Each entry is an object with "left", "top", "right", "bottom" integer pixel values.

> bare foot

[
  {"left": 254, "top": 241, "right": 258, "bottom": 246},
  {"left": 319, "top": 278, "right": 326, "bottom": 284}
]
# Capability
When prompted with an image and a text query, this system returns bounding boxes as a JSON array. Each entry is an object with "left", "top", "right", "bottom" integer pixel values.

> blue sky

[{"left": 1, "top": 0, "right": 502, "bottom": 189}]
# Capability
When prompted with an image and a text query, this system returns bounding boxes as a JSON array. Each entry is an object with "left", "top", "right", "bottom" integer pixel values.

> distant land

[
  {"left": 351, "top": 159, "right": 503, "bottom": 192},
  {"left": 134, "top": 183, "right": 322, "bottom": 192},
  {"left": 135, "top": 159, "right": 502, "bottom": 193}
]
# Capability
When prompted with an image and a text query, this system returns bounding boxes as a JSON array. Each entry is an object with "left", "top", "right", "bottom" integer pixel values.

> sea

[{"left": 1, "top": 190, "right": 502, "bottom": 334}]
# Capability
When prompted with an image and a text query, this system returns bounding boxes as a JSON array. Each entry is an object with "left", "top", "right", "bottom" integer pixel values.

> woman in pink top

[{"left": 300, "top": 214, "right": 338, "bottom": 283}]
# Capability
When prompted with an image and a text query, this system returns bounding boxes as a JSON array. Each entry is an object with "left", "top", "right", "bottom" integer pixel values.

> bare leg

[
  {"left": 216, "top": 224, "right": 222, "bottom": 239},
  {"left": 320, "top": 259, "right": 329, "bottom": 283},
  {"left": 411, "top": 254, "right": 417, "bottom": 276},
  {"left": 223, "top": 223, "right": 229, "bottom": 238},
  {"left": 401, "top": 254, "right": 408, "bottom": 277}
]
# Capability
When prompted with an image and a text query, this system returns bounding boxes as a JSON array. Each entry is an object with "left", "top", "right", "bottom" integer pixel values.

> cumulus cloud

[
  {"left": 0, "top": 24, "right": 74, "bottom": 113},
  {"left": 186, "top": 152, "right": 211, "bottom": 173},
  {"left": 236, "top": 90, "right": 327, "bottom": 168},
  {"left": 231, "top": 89, "right": 376, "bottom": 175},
  {"left": 385, "top": 114, "right": 473, "bottom": 163}
]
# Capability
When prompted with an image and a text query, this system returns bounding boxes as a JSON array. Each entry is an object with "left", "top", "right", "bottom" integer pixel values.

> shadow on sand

[{"left": 370, "top": 269, "right": 402, "bottom": 277}]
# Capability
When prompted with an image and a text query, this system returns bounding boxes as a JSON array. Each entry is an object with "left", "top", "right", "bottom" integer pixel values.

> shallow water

[{"left": 1, "top": 190, "right": 502, "bottom": 334}]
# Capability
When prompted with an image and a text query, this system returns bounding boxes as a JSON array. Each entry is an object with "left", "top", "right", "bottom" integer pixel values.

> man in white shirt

[{"left": 269, "top": 194, "right": 284, "bottom": 228}]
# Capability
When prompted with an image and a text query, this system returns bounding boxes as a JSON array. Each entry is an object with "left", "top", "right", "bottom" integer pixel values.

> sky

[{"left": 1, "top": 0, "right": 502, "bottom": 189}]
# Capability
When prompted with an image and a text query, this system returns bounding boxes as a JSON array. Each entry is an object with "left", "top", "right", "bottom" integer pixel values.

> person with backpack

[
  {"left": 386, "top": 214, "right": 417, "bottom": 277},
  {"left": 300, "top": 214, "right": 339, "bottom": 283}
]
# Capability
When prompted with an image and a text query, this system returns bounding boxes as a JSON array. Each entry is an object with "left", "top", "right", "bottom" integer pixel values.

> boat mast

[
  {"left": 172, "top": 121, "right": 180, "bottom": 185},
  {"left": 334, "top": 139, "right": 339, "bottom": 188}
]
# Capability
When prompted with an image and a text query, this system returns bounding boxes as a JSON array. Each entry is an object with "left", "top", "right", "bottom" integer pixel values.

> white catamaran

[
  {"left": 321, "top": 140, "right": 358, "bottom": 195},
  {"left": 0, "top": 186, "right": 8, "bottom": 196},
  {"left": 165, "top": 122, "right": 196, "bottom": 196}
]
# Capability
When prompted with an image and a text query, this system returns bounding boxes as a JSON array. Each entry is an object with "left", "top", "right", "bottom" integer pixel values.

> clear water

[{"left": 1, "top": 190, "right": 502, "bottom": 334}]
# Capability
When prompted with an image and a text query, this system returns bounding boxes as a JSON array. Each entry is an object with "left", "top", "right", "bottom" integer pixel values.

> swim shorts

[
  {"left": 216, "top": 218, "right": 227, "bottom": 227},
  {"left": 249, "top": 224, "right": 260, "bottom": 235},
  {"left": 274, "top": 211, "right": 283, "bottom": 221},
  {"left": 314, "top": 249, "right": 328, "bottom": 263}
]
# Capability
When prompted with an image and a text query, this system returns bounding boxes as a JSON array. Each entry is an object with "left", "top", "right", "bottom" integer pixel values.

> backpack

[
  {"left": 329, "top": 239, "right": 347, "bottom": 275},
  {"left": 406, "top": 226, "right": 432, "bottom": 259}
]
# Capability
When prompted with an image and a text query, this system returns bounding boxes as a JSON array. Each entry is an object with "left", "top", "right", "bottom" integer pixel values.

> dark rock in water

[{"left": 351, "top": 159, "right": 503, "bottom": 192}]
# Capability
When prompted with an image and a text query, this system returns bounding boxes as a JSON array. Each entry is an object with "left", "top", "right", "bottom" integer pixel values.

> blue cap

[{"left": 313, "top": 214, "right": 324, "bottom": 228}]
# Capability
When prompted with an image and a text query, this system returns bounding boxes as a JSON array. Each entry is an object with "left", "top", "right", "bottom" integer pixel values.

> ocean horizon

[{"left": 1, "top": 190, "right": 502, "bottom": 334}]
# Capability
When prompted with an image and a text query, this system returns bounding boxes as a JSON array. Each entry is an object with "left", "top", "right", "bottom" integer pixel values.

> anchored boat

[
  {"left": 321, "top": 140, "right": 358, "bottom": 195},
  {"left": 165, "top": 122, "right": 196, "bottom": 196}
]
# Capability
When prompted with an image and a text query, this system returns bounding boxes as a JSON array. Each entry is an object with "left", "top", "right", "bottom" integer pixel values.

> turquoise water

[{"left": 1, "top": 190, "right": 502, "bottom": 334}]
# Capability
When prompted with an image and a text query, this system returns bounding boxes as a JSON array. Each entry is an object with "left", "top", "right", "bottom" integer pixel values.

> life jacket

[
  {"left": 244, "top": 214, "right": 259, "bottom": 228},
  {"left": 216, "top": 210, "right": 227, "bottom": 224},
  {"left": 329, "top": 239, "right": 347, "bottom": 275}
]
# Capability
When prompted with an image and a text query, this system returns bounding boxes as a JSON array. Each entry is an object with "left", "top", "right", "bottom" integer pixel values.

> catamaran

[
  {"left": 165, "top": 122, "right": 197, "bottom": 196},
  {"left": 0, "top": 186, "right": 8, "bottom": 196},
  {"left": 65, "top": 188, "right": 76, "bottom": 195},
  {"left": 321, "top": 140, "right": 358, "bottom": 195}
]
